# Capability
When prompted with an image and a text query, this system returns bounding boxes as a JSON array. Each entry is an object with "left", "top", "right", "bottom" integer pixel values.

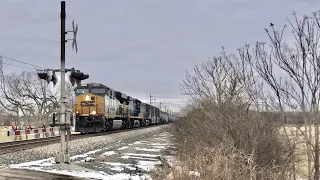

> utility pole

[
  {"left": 149, "top": 93, "right": 152, "bottom": 106},
  {"left": 149, "top": 93, "right": 151, "bottom": 120},
  {"left": 149, "top": 93, "right": 155, "bottom": 121},
  {"left": 159, "top": 102, "right": 162, "bottom": 111}
]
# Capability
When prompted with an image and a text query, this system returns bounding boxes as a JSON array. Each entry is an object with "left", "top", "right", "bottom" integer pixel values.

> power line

[
  {"left": 0, "top": 54, "right": 46, "bottom": 69},
  {"left": 1, "top": 62, "right": 36, "bottom": 70}
]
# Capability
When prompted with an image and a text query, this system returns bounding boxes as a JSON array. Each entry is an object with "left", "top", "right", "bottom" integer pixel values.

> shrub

[{"left": 153, "top": 101, "right": 296, "bottom": 180}]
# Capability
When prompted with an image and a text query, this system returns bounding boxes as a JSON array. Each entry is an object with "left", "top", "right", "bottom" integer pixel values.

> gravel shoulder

[{"left": 0, "top": 125, "right": 172, "bottom": 165}]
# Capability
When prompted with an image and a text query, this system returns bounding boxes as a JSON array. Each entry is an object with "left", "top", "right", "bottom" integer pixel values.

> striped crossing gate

[{"left": 7, "top": 127, "right": 60, "bottom": 140}]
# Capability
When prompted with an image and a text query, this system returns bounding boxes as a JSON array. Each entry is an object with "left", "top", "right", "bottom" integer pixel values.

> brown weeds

[{"left": 153, "top": 102, "right": 296, "bottom": 180}]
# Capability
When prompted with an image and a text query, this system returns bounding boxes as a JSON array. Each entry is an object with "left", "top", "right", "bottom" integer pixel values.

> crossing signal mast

[{"left": 36, "top": 1, "right": 89, "bottom": 164}]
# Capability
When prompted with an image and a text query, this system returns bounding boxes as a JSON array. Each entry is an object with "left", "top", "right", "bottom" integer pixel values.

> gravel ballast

[{"left": 0, "top": 125, "right": 171, "bottom": 166}]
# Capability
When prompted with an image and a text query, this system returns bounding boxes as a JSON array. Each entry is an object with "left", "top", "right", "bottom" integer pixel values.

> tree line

[
  {"left": 0, "top": 60, "right": 74, "bottom": 127},
  {"left": 154, "top": 11, "right": 320, "bottom": 180}
]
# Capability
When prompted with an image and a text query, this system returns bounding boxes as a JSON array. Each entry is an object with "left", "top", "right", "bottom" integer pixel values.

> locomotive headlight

[
  {"left": 76, "top": 111, "right": 79, "bottom": 114},
  {"left": 85, "top": 95, "right": 90, "bottom": 101},
  {"left": 91, "top": 111, "right": 96, "bottom": 115}
]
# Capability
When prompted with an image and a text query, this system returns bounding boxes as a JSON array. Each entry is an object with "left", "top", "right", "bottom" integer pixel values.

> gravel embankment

[{"left": 0, "top": 125, "right": 171, "bottom": 165}]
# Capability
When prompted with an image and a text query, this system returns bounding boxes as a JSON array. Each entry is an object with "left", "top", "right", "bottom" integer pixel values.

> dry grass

[
  {"left": 154, "top": 146, "right": 284, "bottom": 180},
  {"left": 281, "top": 125, "right": 320, "bottom": 179},
  {"left": 152, "top": 102, "right": 296, "bottom": 180}
]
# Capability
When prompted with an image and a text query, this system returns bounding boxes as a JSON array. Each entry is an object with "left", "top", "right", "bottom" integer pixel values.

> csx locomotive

[{"left": 72, "top": 82, "right": 172, "bottom": 133}]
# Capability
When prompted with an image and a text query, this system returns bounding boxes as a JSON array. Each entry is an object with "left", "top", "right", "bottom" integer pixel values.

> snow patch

[
  {"left": 103, "top": 160, "right": 161, "bottom": 172},
  {"left": 9, "top": 157, "right": 54, "bottom": 168},
  {"left": 129, "top": 141, "right": 148, "bottom": 145},
  {"left": 151, "top": 145, "right": 167, "bottom": 149},
  {"left": 109, "top": 173, "right": 151, "bottom": 180},
  {"left": 110, "top": 166, "right": 124, "bottom": 171},
  {"left": 121, "top": 155, "right": 130, "bottom": 159},
  {"left": 151, "top": 143, "right": 172, "bottom": 146},
  {"left": 121, "top": 155, "right": 159, "bottom": 161},
  {"left": 38, "top": 168, "right": 112, "bottom": 179},
  {"left": 70, "top": 148, "right": 103, "bottom": 160},
  {"left": 102, "top": 162, "right": 136, "bottom": 170},
  {"left": 11, "top": 160, "right": 153, "bottom": 180},
  {"left": 117, "top": 146, "right": 129, "bottom": 150},
  {"left": 6, "top": 130, "right": 174, "bottom": 180},
  {"left": 103, "top": 151, "right": 116, "bottom": 156},
  {"left": 8, "top": 165, "right": 112, "bottom": 180},
  {"left": 136, "top": 160, "right": 162, "bottom": 171},
  {"left": 135, "top": 147, "right": 161, "bottom": 152},
  {"left": 123, "top": 153, "right": 160, "bottom": 158}
]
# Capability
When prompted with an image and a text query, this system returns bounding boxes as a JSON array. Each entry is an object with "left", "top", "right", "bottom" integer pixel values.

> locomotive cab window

[
  {"left": 91, "top": 96, "right": 95, "bottom": 100},
  {"left": 75, "top": 89, "right": 89, "bottom": 94},
  {"left": 90, "top": 88, "right": 106, "bottom": 94}
]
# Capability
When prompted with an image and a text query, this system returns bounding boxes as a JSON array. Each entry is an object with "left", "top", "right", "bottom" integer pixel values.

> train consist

[{"left": 72, "top": 82, "right": 175, "bottom": 133}]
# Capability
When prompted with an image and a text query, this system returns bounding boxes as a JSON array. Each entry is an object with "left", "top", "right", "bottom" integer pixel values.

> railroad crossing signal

[
  {"left": 37, "top": 71, "right": 52, "bottom": 84},
  {"left": 71, "top": 20, "right": 78, "bottom": 53},
  {"left": 69, "top": 67, "right": 89, "bottom": 86},
  {"left": 37, "top": 70, "right": 59, "bottom": 86}
]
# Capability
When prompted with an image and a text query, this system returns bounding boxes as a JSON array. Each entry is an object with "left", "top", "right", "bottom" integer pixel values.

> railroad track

[{"left": 0, "top": 123, "right": 169, "bottom": 155}]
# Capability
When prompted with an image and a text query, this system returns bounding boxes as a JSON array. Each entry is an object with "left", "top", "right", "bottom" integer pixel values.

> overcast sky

[{"left": 0, "top": 0, "right": 320, "bottom": 111}]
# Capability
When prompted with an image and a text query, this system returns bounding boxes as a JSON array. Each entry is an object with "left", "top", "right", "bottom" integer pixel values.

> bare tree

[
  {"left": 0, "top": 61, "right": 60, "bottom": 127},
  {"left": 165, "top": 10, "right": 320, "bottom": 180},
  {"left": 244, "top": 12, "right": 320, "bottom": 180},
  {"left": 173, "top": 47, "right": 295, "bottom": 179},
  {"left": 180, "top": 47, "right": 262, "bottom": 111}
]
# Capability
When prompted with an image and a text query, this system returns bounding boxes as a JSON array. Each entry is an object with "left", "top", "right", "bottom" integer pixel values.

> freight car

[{"left": 72, "top": 82, "right": 169, "bottom": 133}]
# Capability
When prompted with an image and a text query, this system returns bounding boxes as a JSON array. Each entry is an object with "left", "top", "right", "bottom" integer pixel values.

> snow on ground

[
  {"left": 6, "top": 131, "right": 175, "bottom": 180},
  {"left": 117, "top": 146, "right": 129, "bottom": 150},
  {"left": 70, "top": 148, "right": 104, "bottom": 160},
  {"left": 103, "top": 151, "right": 117, "bottom": 156}
]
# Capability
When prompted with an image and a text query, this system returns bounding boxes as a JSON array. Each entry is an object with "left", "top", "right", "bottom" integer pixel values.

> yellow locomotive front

[
  {"left": 72, "top": 83, "right": 107, "bottom": 133},
  {"left": 73, "top": 93, "right": 104, "bottom": 117}
]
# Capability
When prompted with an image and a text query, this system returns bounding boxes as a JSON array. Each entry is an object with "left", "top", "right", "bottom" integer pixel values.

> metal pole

[
  {"left": 149, "top": 93, "right": 152, "bottom": 120},
  {"left": 43, "top": 80, "right": 47, "bottom": 126},
  {"left": 153, "top": 99, "right": 155, "bottom": 122},
  {"left": 55, "top": 0, "right": 69, "bottom": 164},
  {"left": 66, "top": 109, "right": 70, "bottom": 154}
]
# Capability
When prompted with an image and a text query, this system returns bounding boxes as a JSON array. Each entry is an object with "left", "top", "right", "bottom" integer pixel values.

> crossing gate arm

[{"left": 7, "top": 127, "right": 60, "bottom": 136}]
